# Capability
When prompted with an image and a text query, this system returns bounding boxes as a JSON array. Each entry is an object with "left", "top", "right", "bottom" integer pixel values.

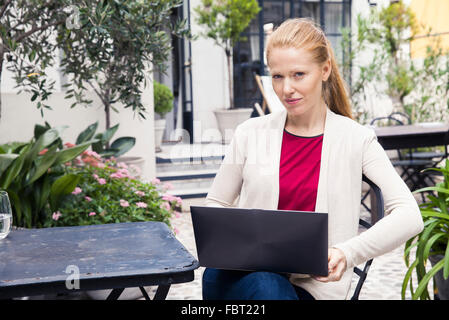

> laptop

[{"left": 190, "top": 206, "right": 328, "bottom": 276}]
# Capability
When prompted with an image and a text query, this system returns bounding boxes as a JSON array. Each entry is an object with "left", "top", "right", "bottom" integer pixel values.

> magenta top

[{"left": 277, "top": 129, "right": 323, "bottom": 212}]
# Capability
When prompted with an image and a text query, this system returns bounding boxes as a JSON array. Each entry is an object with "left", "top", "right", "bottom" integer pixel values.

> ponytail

[{"left": 323, "top": 45, "right": 353, "bottom": 119}]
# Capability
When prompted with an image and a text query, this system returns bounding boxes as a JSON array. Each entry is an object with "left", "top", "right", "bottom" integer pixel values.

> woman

[{"left": 202, "top": 18, "right": 424, "bottom": 300}]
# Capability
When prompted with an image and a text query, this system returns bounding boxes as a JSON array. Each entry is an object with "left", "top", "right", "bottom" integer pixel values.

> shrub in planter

[
  {"left": 153, "top": 81, "right": 174, "bottom": 118},
  {"left": 45, "top": 151, "right": 182, "bottom": 230}
]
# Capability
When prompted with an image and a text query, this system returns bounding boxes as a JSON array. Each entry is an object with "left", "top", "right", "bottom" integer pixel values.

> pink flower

[
  {"left": 110, "top": 172, "right": 124, "bottom": 179},
  {"left": 92, "top": 174, "right": 99, "bottom": 179},
  {"left": 64, "top": 142, "right": 75, "bottom": 148},
  {"left": 151, "top": 178, "right": 161, "bottom": 185},
  {"left": 160, "top": 202, "right": 171, "bottom": 211},
  {"left": 174, "top": 227, "right": 180, "bottom": 235},
  {"left": 163, "top": 182, "right": 174, "bottom": 190},
  {"left": 136, "top": 202, "right": 148, "bottom": 208},
  {"left": 89, "top": 212, "right": 96, "bottom": 216},
  {"left": 52, "top": 211, "right": 62, "bottom": 221},
  {"left": 39, "top": 148, "right": 48, "bottom": 155},
  {"left": 72, "top": 187, "right": 82, "bottom": 195},
  {"left": 117, "top": 162, "right": 128, "bottom": 169},
  {"left": 97, "top": 178, "right": 106, "bottom": 185},
  {"left": 84, "top": 196, "right": 92, "bottom": 202},
  {"left": 175, "top": 211, "right": 181, "bottom": 218},
  {"left": 120, "top": 199, "right": 129, "bottom": 207},
  {"left": 135, "top": 191, "right": 145, "bottom": 197},
  {"left": 162, "top": 194, "right": 176, "bottom": 201}
]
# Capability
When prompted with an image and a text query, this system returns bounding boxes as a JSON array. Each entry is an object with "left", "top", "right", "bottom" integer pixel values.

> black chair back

[{"left": 351, "top": 174, "right": 385, "bottom": 300}]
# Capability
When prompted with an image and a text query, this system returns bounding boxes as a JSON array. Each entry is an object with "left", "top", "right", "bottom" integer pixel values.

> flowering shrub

[{"left": 46, "top": 148, "right": 183, "bottom": 230}]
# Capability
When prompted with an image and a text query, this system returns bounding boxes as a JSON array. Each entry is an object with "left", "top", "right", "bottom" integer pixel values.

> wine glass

[{"left": 0, "top": 191, "right": 12, "bottom": 240}]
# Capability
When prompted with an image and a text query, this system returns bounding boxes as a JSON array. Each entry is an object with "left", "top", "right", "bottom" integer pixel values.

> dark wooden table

[
  {"left": 374, "top": 122, "right": 449, "bottom": 150},
  {"left": 0, "top": 221, "right": 199, "bottom": 300}
]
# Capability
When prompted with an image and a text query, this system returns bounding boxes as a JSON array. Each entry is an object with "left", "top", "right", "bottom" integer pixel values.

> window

[{"left": 233, "top": 0, "right": 351, "bottom": 111}]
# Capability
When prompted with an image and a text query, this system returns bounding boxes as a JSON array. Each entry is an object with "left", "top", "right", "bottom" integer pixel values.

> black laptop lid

[{"left": 190, "top": 206, "right": 328, "bottom": 276}]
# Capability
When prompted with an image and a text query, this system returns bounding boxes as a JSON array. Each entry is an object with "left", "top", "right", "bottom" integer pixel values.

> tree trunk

[{"left": 226, "top": 49, "right": 234, "bottom": 109}]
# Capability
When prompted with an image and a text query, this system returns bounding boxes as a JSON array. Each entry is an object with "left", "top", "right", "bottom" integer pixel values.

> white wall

[
  {"left": 190, "top": 0, "right": 230, "bottom": 143},
  {"left": 0, "top": 71, "right": 156, "bottom": 181}
]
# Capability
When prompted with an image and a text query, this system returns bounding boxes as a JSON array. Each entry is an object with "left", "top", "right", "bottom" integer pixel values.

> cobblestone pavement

[{"left": 164, "top": 197, "right": 432, "bottom": 301}]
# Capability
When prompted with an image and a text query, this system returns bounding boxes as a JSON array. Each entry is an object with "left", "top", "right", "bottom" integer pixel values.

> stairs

[{"left": 156, "top": 143, "right": 227, "bottom": 199}]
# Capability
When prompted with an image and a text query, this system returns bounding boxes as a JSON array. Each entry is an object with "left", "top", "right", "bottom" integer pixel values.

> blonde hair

[{"left": 266, "top": 18, "right": 352, "bottom": 119}]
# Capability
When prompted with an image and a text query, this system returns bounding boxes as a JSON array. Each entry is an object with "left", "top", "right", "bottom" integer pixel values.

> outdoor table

[
  {"left": 0, "top": 221, "right": 199, "bottom": 300},
  {"left": 374, "top": 122, "right": 449, "bottom": 151}
]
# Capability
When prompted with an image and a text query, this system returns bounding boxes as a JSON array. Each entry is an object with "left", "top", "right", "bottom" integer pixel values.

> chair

[
  {"left": 254, "top": 74, "right": 285, "bottom": 114},
  {"left": 351, "top": 175, "right": 385, "bottom": 300},
  {"left": 369, "top": 115, "right": 436, "bottom": 200}
]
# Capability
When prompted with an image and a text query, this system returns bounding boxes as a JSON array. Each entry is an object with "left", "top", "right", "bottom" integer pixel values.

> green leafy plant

[
  {"left": 195, "top": 0, "right": 260, "bottom": 109},
  {"left": 0, "top": 124, "right": 97, "bottom": 228},
  {"left": 58, "top": 0, "right": 191, "bottom": 130},
  {"left": 46, "top": 154, "right": 183, "bottom": 230},
  {"left": 402, "top": 159, "right": 449, "bottom": 300},
  {"left": 0, "top": 0, "right": 72, "bottom": 119},
  {"left": 341, "top": 0, "right": 449, "bottom": 124},
  {"left": 75, "top": 121, "right": 135, "bottom": 158},
  {"left": 154, "top": 81, "right": 174, "bottom": 117}
]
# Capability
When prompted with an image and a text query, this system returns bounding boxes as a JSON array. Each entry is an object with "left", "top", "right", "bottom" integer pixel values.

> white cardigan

[{"left": 204, "top": 108, "right": 424, "bottom": 300}]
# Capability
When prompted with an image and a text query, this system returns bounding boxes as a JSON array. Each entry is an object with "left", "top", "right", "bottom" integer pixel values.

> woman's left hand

[{"left": 312, "top": 247, "right": 347, "bottom": 282}]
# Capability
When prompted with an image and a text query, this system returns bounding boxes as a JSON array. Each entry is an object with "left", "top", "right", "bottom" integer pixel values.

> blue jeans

[{"left": 202, "top": 268, "right": 315, "bottom": 300}]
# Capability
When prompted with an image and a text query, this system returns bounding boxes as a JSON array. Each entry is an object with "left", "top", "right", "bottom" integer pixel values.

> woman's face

[{"left": 268, "top": 47, "right": 331, "bottom": 118}]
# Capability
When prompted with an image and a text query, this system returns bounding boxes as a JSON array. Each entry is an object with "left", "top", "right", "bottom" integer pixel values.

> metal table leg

[{"left": 107, "top": 288, "right": 125, "bottom": 300}]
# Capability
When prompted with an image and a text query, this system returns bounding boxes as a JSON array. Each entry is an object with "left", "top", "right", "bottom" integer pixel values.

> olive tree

[
  {"left": 57, "top": 0, "right": 190, "bottom": 130},
  {"left": 0, "top": 0, "right": 73, "bottom": 119}
]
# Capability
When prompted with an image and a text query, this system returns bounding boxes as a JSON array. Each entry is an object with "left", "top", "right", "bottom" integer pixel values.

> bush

[
  {"left": 153, "top": 81, "right": 174, "bottom": 117},
  {"left": 45, "top": 150, "right": 182, "bottom": 230},
  {"left": 0, "top": 124, "right": 96, "bottom": 228}
]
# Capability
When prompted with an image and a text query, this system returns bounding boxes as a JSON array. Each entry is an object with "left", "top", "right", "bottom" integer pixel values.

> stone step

[
  {"left": 156, "top": 143, "right": 227, "bottom": 164},
  {"left": 156, "top": 161, "right": 221, "bottom": 173},
  {"left": 166, "top": 187, "right": 210, "bottom": 199},
  {"left": 164, "top": 177, "right": 213, "bottom": 191},
  {"left": 155, "top": 143, "right": 225, "bottom": 199}
]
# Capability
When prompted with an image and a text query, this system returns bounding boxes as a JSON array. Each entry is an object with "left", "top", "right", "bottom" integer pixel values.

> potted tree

[
  {"left": 342, "top": 1, "right": 449, "bottom": 124},
  {"left": 153, "top": 81, "right": 174, "bottom": 152},
  {"left": 402, "top": 159, "right": 449, "bottom": 300},
  {"left": 195, "top": 0, "right": 260, "bottom": 143}
]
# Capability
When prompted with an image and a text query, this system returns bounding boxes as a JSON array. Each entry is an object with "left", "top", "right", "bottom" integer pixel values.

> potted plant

[
  {"left": 153, "top": 81, "right": 174, "bottom": 152},
  {"left": 195, "top": 0, "right": 260, "bottom": 143},
  {"left": 402, "top": 159, "right": 449, "bottom": 300}
]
